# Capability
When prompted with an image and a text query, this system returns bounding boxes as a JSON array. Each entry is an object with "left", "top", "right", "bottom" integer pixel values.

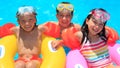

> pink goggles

[{"left": 90, "top": 9, "right": 110, "bottom": 23}]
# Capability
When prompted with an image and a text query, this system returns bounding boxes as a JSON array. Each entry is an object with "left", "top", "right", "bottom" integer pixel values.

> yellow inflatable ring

[
  {"left": 40, "top": 34, "right": 66, "bottom": 68},
  {"left": 0, "top": 34, "right": 66, "bottom": 68},
  {"left": 0, "top": 35, "right": 17, "bottom": 68}
]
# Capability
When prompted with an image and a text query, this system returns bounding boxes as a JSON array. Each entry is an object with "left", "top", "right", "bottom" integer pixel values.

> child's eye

[
  {"left": 92, "top": 18, "right": 95, "bottom": 22},
  {"left": 60, "top": 15, "right": 63, "bottom": 17},
  {"left": 94, "top": 21, "right": 97, "bottom": 24},
  {"left": 30, "top": 18, "right": 32, "bottom": 20},
  {"left": 92, "top": 19, "right": 97, "bottom": 24},
  {"left": 22, "top": 20, "right": 25, "bottom": 23},
  {"left": 66, "top": 15, "right": 71, "bottom": 17},
  {"left": 99, "top": 23, "right": 104, "bottom": 27}
]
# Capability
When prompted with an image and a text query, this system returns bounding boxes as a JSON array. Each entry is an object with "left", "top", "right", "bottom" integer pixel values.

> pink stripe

[
  {"left": 82, "top": 43, "right": 106, "bottom": 51},
  {"left": 83, "top": 40, "right": 105, "bottom": 48}
]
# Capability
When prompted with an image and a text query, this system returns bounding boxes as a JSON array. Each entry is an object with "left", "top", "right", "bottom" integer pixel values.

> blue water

[
  {"left": 0, "top": 0, "right": 120, "bottom": 59},
  {"left": 0, "top": 0, "right": 120, "bottom": 35}
]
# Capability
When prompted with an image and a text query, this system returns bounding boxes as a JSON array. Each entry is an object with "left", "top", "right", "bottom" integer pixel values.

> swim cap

[
  {"left": 57, "top": 3, "right": 74, "bottom": 12},
  {"left": 17, "top": 6, "right": 36, "bottom": 16},
  {"left": 90, "top": 9, "right": 110, "bottom": 23}
]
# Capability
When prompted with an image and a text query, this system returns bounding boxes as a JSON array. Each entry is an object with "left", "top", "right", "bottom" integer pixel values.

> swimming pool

[
  {"left": 0, "top": 0, "right": 120, "bottom": 66},
  {"left": 0, "top": 0, "right": 120, "bottom": 36}
]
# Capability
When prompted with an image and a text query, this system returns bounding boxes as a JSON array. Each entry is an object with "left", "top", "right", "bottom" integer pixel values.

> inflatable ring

[
  {"left": 0, "top": 34, "right": 66, "bottom": 68},
  {"left": 40, "top": 34, "right": 66, "bottom": 68},
  {"left": 0, "top": 35, "right": 17, "bottom": 68},
  {"left": 66, "top": 49, "right": 88, "bottom": 68},
  {"left": 108, "top": 43, "right": 120, "bottom": 65},
  {"left": 66, "top": 43, "right": 120, "bottom": 68}
]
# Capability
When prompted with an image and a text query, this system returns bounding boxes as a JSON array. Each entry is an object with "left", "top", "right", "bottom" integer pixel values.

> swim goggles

[
  {"left": 17, "top": 6, "right": 36, "bottom": 15},
  {"left": 90, "top": 9, "right": 110, "bottom": 23},
  {"left": 57, "top": 3, "right": 74, "bottom": 12}
]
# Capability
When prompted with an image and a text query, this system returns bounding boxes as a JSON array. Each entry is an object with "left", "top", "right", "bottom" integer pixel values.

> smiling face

[
  {"left": 57, "top": 9, "right": 72, "bottom": 28},
  {"left": 18, "top": 12, "right": 36, "bottom": 32},
  {"left": 86, "top": 16, "right": 104, "bottom": 36}
]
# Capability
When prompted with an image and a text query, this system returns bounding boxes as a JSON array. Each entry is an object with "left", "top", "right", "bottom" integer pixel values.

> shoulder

[
  {"left": 105, "top": 28, "right": 109, "bottom": 37},
  {"left": 10, "top": 26, "right": 19, "bottom": 33},
  {"left": 10, "top": 26, "right": 20, "bottom": 37},
  {"left": 73, "top": 23, "right": 81, "bottom": 30},
  {"left": 105, "top": 26, "right": 113, "bottom": 37},
  {"left": 105, "top": 26, "right": 119, "bottom": 40},
  {"left": 74, "top": 24, "right": 81, "bottom": 27},
  {"left": 38, "top": 24, "right": 47, "bottom": 32}
]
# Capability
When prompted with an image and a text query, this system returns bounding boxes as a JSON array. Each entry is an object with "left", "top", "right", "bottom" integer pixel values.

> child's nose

[
  {"left": 25, "top": 22, "right": 30, "bottom": 25},
  {"left": 95, "top": 25, "right": 99, "bottom": 28},
  {"left": 63, "top": 16, "right": 67, "bottom": 20}
]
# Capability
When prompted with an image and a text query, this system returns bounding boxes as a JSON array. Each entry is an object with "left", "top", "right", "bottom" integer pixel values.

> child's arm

[
  {"left": 51, "top": 40, "right": 64, "bottom": 49},
  {"left": 10, "top": 26, "right": 19, "bottom": 33},
  {"left": 10, "top": 26, "right": 19, "bottom": 37},
  {"left": 38, "top": 24, "right": 48, "bottom": 32},
  {"left": 61, "top": 27, "right": 81, "bottom": 50},
  {"left": 51, "top": 28, "right": 83, "bottom": 50},
  {"left": 42, "top": 22, "right": 60, "bottom": 38},
  {"left": 74, "top": 31, "right": 83, "bottom": 43},
  {"left": 105, "top": 26, "right": 119, "bottom": 46}
]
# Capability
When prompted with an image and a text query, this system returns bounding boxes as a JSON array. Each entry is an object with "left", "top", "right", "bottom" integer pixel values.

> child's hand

[{"left": 51, "top": 40, "right": 63, "bottom": 49}]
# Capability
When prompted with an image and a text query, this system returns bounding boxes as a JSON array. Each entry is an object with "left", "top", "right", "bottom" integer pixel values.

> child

[
  {"left": 49, "top": 2, "right": 81, "bottom": 54},
  {"left": 55, "top": 2, "right": 80, "bottom": 31},
  {"left": 74, "top": 8, "right": 120, "bottom": 68},
  {"left": 11, "top": 6, "right": 46, "bottom": 68}
]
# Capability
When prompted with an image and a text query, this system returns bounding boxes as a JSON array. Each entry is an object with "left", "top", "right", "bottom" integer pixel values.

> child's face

[
  {"left": 18, "top": 12, "right": 36, "bottom": 32},
  {"left": 57, "top": 10, "right": 72, "bottom": 28},
  {"left": 86, "top": 17, "right": 104, "bottom": 35}
]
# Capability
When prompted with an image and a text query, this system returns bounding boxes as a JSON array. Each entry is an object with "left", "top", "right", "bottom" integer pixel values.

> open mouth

[
  {"left": 25, "top": 25, "right": 32, "bottom": 28},
  {"left": 62, "top": 21, "right": 67, "bottom": 24},
  {"left": 92, "top": 27, "right": 99, "bottom": 33}
]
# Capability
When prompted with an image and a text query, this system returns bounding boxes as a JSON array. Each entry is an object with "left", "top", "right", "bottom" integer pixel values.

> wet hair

[
  {"left": 56, "top": 2, "right": 74, "bottom": 15},
  {"left": 16, "top": 6, "right": 37, "bottom": 18},
  {"left": 81, "top": 8, "right": 109, "bottom": 44},
  {"left": 16, "top": 6, "right": 37, "bottom": 27}
]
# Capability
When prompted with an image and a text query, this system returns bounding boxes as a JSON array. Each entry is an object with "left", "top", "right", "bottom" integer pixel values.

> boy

[
  {"left": 11, "top": 6, "right": 46, "bottom": 68},
  {"left": 48, "top": 2, "right": 81, "bottom": 54}
]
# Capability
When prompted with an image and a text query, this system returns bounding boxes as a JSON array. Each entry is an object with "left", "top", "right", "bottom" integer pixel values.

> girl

[{"left": 74, "top": 8, "right": 119, "bottom": 68}]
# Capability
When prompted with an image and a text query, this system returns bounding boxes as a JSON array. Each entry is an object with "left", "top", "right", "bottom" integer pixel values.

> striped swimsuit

[{"left": 80, "top": 38, "right": 112, "bottom": 68}]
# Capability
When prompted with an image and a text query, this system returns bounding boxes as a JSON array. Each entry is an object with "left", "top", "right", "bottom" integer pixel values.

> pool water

[
  {"left": 0, "top": 0, "right": 120, "bottom": 59},
  {"left": 0, "top": 0, "right": 120, "bottom": 35}
]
